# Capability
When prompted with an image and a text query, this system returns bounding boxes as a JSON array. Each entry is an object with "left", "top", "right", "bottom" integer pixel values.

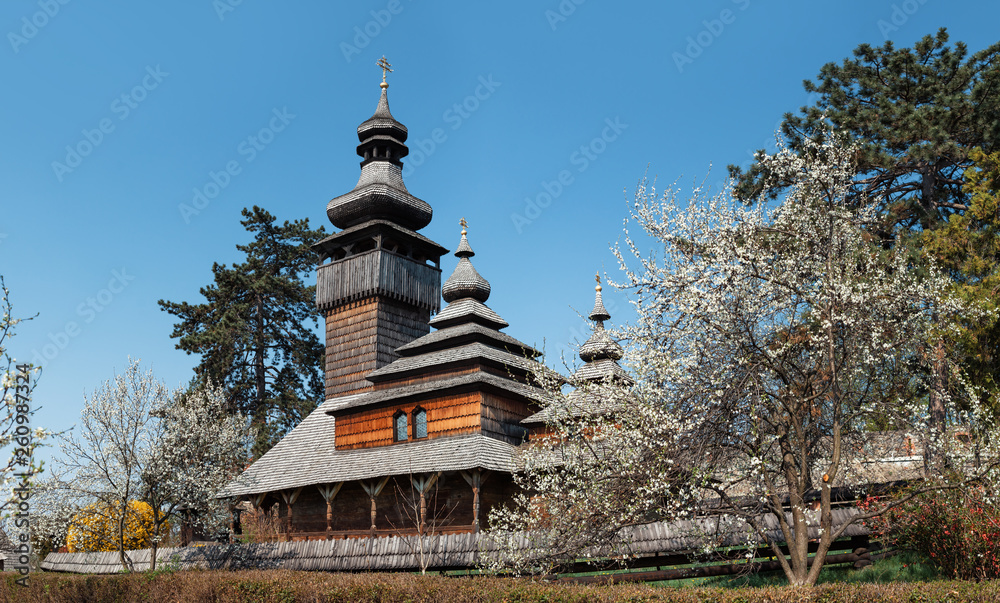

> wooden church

[{"left": 220, "top": 60, "right": 625, "bottom": 540}]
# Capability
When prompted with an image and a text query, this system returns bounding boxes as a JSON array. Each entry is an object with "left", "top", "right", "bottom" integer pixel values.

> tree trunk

[
  {"left": 255, "top": 293, "right": 266, "bottom": 429},
  {"left": 927, "top": 334, "right": 947, "bottom": 473},
  {"left": 118, "top": 504, "right": 130, "bottom": 573},
  {"left": 419, "top": 490, "right": 426, "bottom": 534}
]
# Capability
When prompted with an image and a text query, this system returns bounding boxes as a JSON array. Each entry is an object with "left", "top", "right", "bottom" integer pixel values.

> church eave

[
  {"left": 364, "top": 342, "right": 540, "bottom": 384},
  {"left": 394, "top": 323, "right": 541, "bottom": 359}
]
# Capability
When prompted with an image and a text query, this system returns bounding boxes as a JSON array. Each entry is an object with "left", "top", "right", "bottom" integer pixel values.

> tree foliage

[
  {"left": 920, "top": 149, "right": 1000, "bottom": 420},
  {"left": 490, "top": 133, "right": 997, "bottom": 586},
  {"left": 728, "top": 29, "right": 1000, "bottom": 238},
  {"left": 158, "top": 206, "right": 325, "bottom": 455},
  {"left": 141, "top": 380, "right": 254, "bottom": 568}
]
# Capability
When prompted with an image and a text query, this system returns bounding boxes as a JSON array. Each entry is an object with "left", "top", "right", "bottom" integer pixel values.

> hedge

[{"left": 2, "top": 570, "right": 999, "bottom": 602}]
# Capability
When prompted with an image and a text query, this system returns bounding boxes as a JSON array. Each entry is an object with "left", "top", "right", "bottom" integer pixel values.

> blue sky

[{"left": 3, "top": 0, "right": 999, "bottom": 466}]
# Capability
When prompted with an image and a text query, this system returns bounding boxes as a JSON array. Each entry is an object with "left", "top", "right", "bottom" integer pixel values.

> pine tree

[
  {"left": 729, "top": 29, "right": 1000, "bottom": 241},
  {"left": 158, "top": 206, "right": 325, "bottom": 455}
]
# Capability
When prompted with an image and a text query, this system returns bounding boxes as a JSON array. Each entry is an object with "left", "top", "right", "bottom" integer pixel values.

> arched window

[
  {"left": 393, "top": 410, "right": 407, "bottom": 442},
  {"left": 413, "top": 407, "right": 427, "bottom": 439}
]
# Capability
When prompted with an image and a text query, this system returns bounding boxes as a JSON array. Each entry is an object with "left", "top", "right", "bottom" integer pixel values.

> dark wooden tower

[{"left": 313, "top": 67, "right": 446, "bottom": 397}]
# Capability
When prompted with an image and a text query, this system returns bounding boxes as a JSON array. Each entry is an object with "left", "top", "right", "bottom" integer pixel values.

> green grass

[{"left": 676, "top": 551, "right": 941, "bottom": 588}]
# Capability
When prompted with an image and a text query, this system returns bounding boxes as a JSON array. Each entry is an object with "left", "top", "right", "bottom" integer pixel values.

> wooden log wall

[
  {"left": 324, "top": 297, "right": 430, "bottom": 398},
  {"left": 334, "top": 392, "right": 483, "bottom": 450}
]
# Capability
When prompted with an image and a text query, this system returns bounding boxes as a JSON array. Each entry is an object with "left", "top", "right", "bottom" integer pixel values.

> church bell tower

[{"left": 313, "top": 58, "right": 446, "bottom": 398}]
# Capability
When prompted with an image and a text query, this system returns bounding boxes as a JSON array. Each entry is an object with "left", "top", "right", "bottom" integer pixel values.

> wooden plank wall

[
  {"left": 334, "top": 393, "right": 482, "bottom": 450},
  {"left": 316, "top": 250, "right": 441, "bottom": 314},
  {"left": 481, "top": 392, "right": 538, "bottom": 445},
  {"left": 324, "top": 297, "right": 429, "bottom": 398}
]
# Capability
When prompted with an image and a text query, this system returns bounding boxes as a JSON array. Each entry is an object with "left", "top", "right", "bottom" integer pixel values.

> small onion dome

[
  {"left": 357, "top": 87, "right": 408, "bottom": 143},
  {"left": 589, "top": 281, "right": 611, "bottom": 322},
  {"left": 442, "top": 224, "right": 491, "bottom": 303},
  {"left": 579, "top": 280, "right": 623, "bottom": 362}
]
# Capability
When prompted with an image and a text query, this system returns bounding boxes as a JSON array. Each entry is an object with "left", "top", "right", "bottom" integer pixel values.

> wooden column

[
  {"left": 279, "top": 488, "right": 302, "bottom": 542},
  {"left": 360, "top": 477, "right": 389, "bottom": 536},
  {"left": 317, "top": 483, "right": 343, "bottom": 539},
  {"left": 410, "top": 473, "right": 440, "bottom": 533},
  {"left": 461, "top": 470, "right": 489, "bottom": 532}
]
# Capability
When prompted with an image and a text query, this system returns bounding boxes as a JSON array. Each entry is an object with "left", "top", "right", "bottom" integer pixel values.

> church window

[
  {"left": 413, "top": 407, "right": 427, "bottom": 439},
  {"left": 393, "top": 410, "right": 407, "bottom": 442}
]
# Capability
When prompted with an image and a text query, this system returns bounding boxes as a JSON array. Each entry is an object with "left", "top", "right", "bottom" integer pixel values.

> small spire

[
  {"left": 377, "top": 56, "right": 392, "bottom": 89},
  {"left": 455, "top": 217, "right": 475, "bottom": 258},
  {"left": 579, "top": 275, "right": 623, "bottom": 363},
  {"left": 589, "top": 274, "right": 610, "bottom": 323},
  {"left": 442, "top": 220, "right": 490, "bottom": 303}
]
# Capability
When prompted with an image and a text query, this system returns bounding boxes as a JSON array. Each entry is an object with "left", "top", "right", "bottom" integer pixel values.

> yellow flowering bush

[{"left": 66, "top": 500, "right": 164, "bottom": 552}]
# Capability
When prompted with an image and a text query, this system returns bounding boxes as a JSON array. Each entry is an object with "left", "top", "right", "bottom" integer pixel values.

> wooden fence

[{"left": 41, "top": 507, "right": 872, "bottom": 578}]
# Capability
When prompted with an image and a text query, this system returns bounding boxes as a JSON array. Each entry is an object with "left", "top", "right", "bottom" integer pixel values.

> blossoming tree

[
  {"left": 489, "top": 133, "right": 999, "bottom": 586},
  {"left": 0, "top": 277, "right": 51, "bottom": 527},
  {"left": 44, "top": 360, "right": 253, "bottom": 571}
]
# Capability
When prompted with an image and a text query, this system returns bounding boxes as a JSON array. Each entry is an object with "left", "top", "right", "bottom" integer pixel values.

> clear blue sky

[{"left": 3, "top": 0, "right": 999, "bottom": 466}]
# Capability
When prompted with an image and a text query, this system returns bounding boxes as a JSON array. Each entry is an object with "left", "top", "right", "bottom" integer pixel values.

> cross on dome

[{"left": 377, "top": 56, "right": 392, "bottom": 88}]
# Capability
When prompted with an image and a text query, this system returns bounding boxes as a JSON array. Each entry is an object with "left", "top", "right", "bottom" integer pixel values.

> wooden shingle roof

[{"left": 219, "top": 391, "right": 516, "bottom": 497}]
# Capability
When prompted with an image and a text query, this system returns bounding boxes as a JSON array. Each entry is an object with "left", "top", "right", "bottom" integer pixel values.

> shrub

[
  {"left": 66, "top": 500, "right": 164, "bottom": 553},
  {"left": 860, "top": 483, "right": 1000, "bottom": 580}
]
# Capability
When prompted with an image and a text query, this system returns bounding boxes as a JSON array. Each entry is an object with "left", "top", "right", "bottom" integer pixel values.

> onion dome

[
  {"left": 327, "top": 57, "right": 433, "bottom": 231},
  {"left": 442, "top": 219, "right": 491, "bottom": 303},
  {"left": 578, "top": 277, "right": 624, "bottom": 362}
]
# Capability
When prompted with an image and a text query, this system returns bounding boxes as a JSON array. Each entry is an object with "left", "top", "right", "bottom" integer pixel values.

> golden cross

[
  {"left": 595, "top": 273, "right": 601, "bottom": 284},
  {"left": 377, "top": 56, "right": 392, "bottom": 84},
  {"left": 459, "top": 217, "right": 468, "bottom": 234}
]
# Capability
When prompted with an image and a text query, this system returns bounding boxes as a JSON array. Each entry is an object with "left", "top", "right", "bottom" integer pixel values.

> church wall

[
  {"left": 334, "top": 393, "right": 483, "bottom": 450},
  {"left": 480, "top": 392, "right": 538, "bottom": 445}
]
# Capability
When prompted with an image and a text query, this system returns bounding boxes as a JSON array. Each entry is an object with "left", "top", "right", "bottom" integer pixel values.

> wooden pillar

[
  {"left": 279, "top": 488, "right": 302, "bottom": 542},
  {"left": 411, "top": 473, "right": 440, "bottom": 534},
  {"left": 461, "top": 470, "right": 488, "bottom": 533},
  {"left": 360, "top": 477, "right": 389, "bottom": 536},
  {"left": 317, "top": 483, "right": 343, "bottom": 539}
]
